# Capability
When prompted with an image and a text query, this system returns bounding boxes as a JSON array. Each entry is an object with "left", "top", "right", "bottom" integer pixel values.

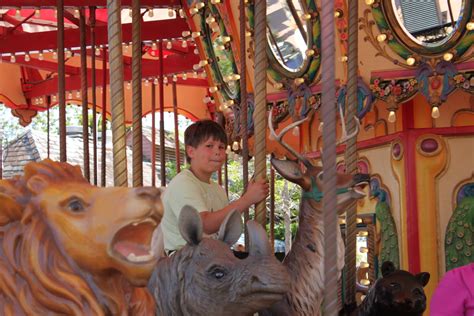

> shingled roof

[{"left": 2, "top": 129, "right": 164, "bottom": 187}]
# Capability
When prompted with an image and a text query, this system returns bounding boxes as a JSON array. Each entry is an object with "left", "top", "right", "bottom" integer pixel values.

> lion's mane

[{"left": 0, "top": 159, "right": 153, "bottom": 315}]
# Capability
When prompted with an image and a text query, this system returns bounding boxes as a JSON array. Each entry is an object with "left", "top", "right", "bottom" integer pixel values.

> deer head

[{"left": 269, "top": 110, "right": 369, "bottom": 212}]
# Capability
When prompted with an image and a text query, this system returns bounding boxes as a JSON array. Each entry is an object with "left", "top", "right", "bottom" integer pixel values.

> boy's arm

[
  {"left": 430, "top": 269, "right": 467, "bottom": 315},
  {"left": 200, "top": 178, "right": 268, "bottom": 234}
]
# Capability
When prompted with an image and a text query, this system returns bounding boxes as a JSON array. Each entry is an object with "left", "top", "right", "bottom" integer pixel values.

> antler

[
  {"left": 335, "top": 104, "right": 360, "bottom": 146},
  {"left": 268, "top": 110, "right": 313, "bottom": 168}
]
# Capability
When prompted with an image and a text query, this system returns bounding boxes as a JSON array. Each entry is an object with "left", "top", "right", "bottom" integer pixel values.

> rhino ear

[
  {"left": 416, "top": 272, "right": 430, "bottom": 287},
  {"left": 247, "top": 221, "right": 272, "bottom": 256},
  {"left": 178, "top": 205, "right": 203, "bottom": 245},
  {"left": 270, "top": 157, "right": 310, "bottom": 190},
  {"left": 217, "top": 210, "right": 242, "bottom": 246},
  {"left": 0, "top": 193, "right": 22, "bottom": 225},
  {"left": 381, "top": 261, "right": 396, "bottom": 277}
]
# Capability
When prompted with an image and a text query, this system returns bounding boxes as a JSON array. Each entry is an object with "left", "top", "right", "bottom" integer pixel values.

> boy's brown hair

[{"left": 184, "top": 120, "right": 227, "bottom": 163}]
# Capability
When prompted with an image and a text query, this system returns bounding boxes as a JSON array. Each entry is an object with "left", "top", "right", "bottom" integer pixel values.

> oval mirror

[
  {"left": 382, "top": 0, "right": 471, "bottom": 54},
  {"left": 202, "top": 6, "right": 240, "bottom": 100},
  {"left": 267, "top": 0, "right": 311, "bottom": 76}
]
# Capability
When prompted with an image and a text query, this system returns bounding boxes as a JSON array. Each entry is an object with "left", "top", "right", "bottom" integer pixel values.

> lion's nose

[{"left": 134, "top": 187, "right": 162, "bottom": 201}]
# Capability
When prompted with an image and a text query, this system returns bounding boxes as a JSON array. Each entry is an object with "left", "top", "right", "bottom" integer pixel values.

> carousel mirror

[
  {"left": 267, "top": 0, "right": 310, "bottom": 75},
  {"left": 382, "top": 0, "right": 471, "bottom": 54},
  {"left": 391, "top": 0, "right": 464, "bottom": 46}
]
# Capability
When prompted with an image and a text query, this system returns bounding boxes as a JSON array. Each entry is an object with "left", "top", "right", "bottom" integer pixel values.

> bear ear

[
  {"left": 381, "top": 261, "right": 396, "bottom": 277},
  {"left": 416, "top": 272, "right": 430, "bottom": 287}
]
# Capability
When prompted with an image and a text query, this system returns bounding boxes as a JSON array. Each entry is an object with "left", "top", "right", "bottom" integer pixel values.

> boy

[{"left": 161, "top": 120, "right": 269, "bottom": 255}]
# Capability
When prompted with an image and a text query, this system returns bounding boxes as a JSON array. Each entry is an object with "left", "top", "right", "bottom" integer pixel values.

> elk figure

[
  {"left": 148, "top": 206, "right": 290, "bottom": 316},
  {"left": 260, "top": 111, "right": 369, "bottom": 316}
]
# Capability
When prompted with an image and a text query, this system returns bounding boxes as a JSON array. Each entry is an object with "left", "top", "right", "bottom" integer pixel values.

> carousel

[{"left": 0, "top": 0, "right": 472, "bottom": 315}]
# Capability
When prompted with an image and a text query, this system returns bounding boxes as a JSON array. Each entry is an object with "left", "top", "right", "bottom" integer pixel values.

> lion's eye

[
  {"left": 67, "top": 199, "right": 85, "bottom": 213},
  {"left": 389, "top": 282, "right": 401, "bottom": 292}
]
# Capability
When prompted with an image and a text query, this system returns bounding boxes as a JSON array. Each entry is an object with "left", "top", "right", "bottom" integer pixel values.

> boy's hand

[{"left": 243, "top": 178, "right": 269, "bottom": 205}]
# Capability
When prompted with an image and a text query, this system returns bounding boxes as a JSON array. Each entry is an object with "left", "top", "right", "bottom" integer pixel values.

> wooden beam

[{"left": 0, "top": 18, "right": 188, "bottom": 54}]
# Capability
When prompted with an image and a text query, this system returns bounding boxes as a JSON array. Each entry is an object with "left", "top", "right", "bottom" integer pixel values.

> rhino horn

[
  {"left": 247, "top": 221, "right": 272, "bottom": 256},
  {"left": 179, "top": 205, "right": 203, "bottom": 245},
  {"left": 217, "top": 210, "right": 243, "bottom": 246}
]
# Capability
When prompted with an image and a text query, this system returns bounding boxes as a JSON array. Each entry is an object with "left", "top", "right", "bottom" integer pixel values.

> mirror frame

[
  {"left": 247, "top": 0, "right": 321, "bottom": 84},
  {"left": 375, "top": 0, "right": 473, "bottom": 57},
  {"left": 201, "top": 5, "right": 241, "bottom": 101}
]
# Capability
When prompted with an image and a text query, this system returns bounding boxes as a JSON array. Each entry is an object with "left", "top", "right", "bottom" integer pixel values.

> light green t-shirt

[{"left": 161, "top": 169, "right": 228, "bottom": 252}]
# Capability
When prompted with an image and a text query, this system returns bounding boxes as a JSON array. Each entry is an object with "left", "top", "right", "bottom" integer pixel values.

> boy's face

[{"left": 187, "top": 137, "right": 226, "bottom": 175}]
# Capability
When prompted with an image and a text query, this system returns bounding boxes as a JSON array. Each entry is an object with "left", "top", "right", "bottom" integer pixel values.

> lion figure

[{"left": 0, "top": 159, "right": 163, "bottom": 315}]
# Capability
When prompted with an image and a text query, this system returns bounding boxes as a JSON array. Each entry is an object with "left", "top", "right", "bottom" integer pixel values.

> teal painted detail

[{"left": 302, "top": 178, "right": 350, "bottom": 202}]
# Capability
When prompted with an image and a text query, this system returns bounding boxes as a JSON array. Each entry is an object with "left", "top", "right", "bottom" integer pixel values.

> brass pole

[
  {"left": 253, "top": 0, "right": 267, "bottom": 226},
  {"left": 151, "top": 83, "right": 156, "bottom": 187},
  {"left": 107, "top": 0, "right": 128, "bottom": 187},
  {"left": 132, "top": 0, "right": 143, "bottom": 187},
  {"left": 159, "top": 41, "right": 166, "bottom": 186},
  {"left": 80, "top": 7, "right": 90, "bottom": 181},
  {"left": 172, "top": 81, "right": 181, "bottom": 173},
  {"left": 90, "top": 6, "right": 98, "bottom": 185},
  {"left": 101, "top": 47, "right": 107, "bottom": 187},
  {"left": 57, "top": 0, "right": 66, "bottom": 162}
]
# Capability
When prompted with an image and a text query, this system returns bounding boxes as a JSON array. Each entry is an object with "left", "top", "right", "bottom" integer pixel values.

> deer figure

[
  {"left": 260, "top": 111, "right": 369, "bottom": 316},
  {"left": 148, "top": 206, "right": 290, "bottom": 316}
]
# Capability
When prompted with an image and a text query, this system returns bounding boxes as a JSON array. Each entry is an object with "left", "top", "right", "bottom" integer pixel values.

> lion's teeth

[{"left": 126, "top": 252, "right": 154, "bottom": 262}]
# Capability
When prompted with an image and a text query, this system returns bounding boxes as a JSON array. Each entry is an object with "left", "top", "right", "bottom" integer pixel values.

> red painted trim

[
  {"left": 404, "top": 131, "right": 420, "bottom": 273},
  {"left": 371, "top": 61, "right": 474, "bottom": 79},
  {"left": 0, "top": 0, "right": 179, "bottom": 7},
  {"left": 0, "top": 18, "right": 189, "bottom": 54},
  {"left": 402, "top": 99, "right": 415, "bottom": 130}
]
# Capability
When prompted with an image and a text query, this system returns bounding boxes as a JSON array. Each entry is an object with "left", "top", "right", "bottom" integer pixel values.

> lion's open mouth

[{"left": 111, "top": 219, "right": 158, "bottom": 264}]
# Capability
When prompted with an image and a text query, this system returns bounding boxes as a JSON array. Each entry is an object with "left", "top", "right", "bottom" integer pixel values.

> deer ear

[
  {"left": 416, "top": 272, "right": 430, "bottom": 287},
  {"left": 0, "top": 193, "right": 22, "bottom": 225},
  {"left": 217, "top": 210, "right": 242, "bottom": 246},
  {"left": 178, "top": 205, "right": 203, "bottom": 245},
  {"left": 247, "top": 220, "right": 272, "bottom": 256},
  {"left": 271, "top": 157, "right": 310, "bottom": 190}
]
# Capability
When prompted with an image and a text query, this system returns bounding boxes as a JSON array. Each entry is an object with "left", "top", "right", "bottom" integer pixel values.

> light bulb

[
  {"left": 365, "top": 0, "right": 375, "bottom": 5},
  {"left": 431, "top": 106, "right": 440, "bottom": 119},
  {"left": 318, "top": 122, "right": 324, "bottom": 132},
  {"left": 52, "top": 95, "right": 57, "bottom": 102},
  {"left": 377, "top": 33, "right": 387, "bottom": 42},
  {"left": 95, "top": 47, "right": 101, "bottom": 56},
  {"left": 467, "top": 22, "right": 474, "bottom": 31},
  {"left": 15, "top": 9, "right": 21, "bottom": 18},
  {"left": 199, "top": 59, "right": 208, "bottom": 67},
  {"left": 182, "top": 73, "right": 187, "bottom": 80},
  {"left": 226, "top": 145, "right": 231, "bottom": 154},
  {"left": 166, "top": 41, "right": 173, "bottom": 49},
  {"left": 388, "top": 110, "right": 396, "bottom": 123},
  {"left": 182, "top": 40, "right": 188, "bottom": 48},
  {"left": 172, "top": 74, "right": 178, "bottom": 82},
  {"left": 38, "top": 51, "right": 44, "bottom": 60},
  {"left": 294, "top": 78, "right": 305, "bottom": 86},
  {"left": 301, "top": 13, "right": 311, "bottom": 21},
  {"left": 10, "top": 54, "right": 16, "bottom": 63},
  {"left": 168, "top": 8, "right": 174, "bottom": 17},
  {"left": 206, "top": 15, "right": 215, "bottom": 24},
  {"left": 68, "top": 92, "right": 73, "bottom": 99},
  {"left": 305, "top": 49, "right": 315, "bottom": 57},
  {"left": 360, "top": 262, "right": 370, "bottom": 268},
  {"left": 196, "top": 2, "right": 205, "bottom": 9},
  {"left": 360, "top": 279, "right": 371, "bottom": 286},
  {"left": 194, "top": 48, "right": 200, "bottom": 55},
  {"left": 76, "top": 90, "right": 81, "bottom": 98},
  {"left": 144, "top": 79, "right": 149, "bottom": 86},
  {"left": 24, "top": 53, "right": 30, "bottom": 62},
  {"left": 191, "top": 31, "right": 201, "bottom": 39},
  {"left": 406, "top": 57, "right": 416, "bottom": 66},
  {"left": 73, "top": 9, "right": 80, "bottom": 18},
  {"left": 182, "top": 31, "right": 191, "bottom": 37},
  {"left": 163, "top": 77, "right": 168, "bottom": 84},
  {"left": 221, "top": 36, "right": 231, "bottom": 43},
  {"left": 189, "top": 7, "right": 199, "bottom": 15},
  {"left": 292, "top": 126, "right": 300, "bottom": 136},
  {"left": 359, "top": 247, "right": 368, "bottom": 253},
  {"left": 152, "top": 78, "right": 158, "bottom": 85},
  {"left": 341, "top": 55, "right": 348, "bottom": 62},
  {"left": 193, "top": 71, "right": 198, "bottom": 78},
  {"left": 274, "top": 82, "right": 283, "bottom": 89},
  {"left": 211, "top": 0, "right": 221, "bottom": 3},
  {"left": 232, "top": 141, "right": 239, "bottom": 151},
  {"left": 127, "top": 81, "right": 131, "bottom": 89},
  {"left": 151, "top": 41, "right": 158, "bottom": 50},
  {"left": 443, "top": 52, "right": 453, "bottom": 61},
  {"left": 149, "top": 8, "right": 155, "bottom": 17},
  {"left": 53, "top": 51, "right": 57, "bottom": 59},
  {"left": 35, "top": 9, "right": 40, "bottom": 18},
  {"left": 209, "top": 86, "right": 218, "bottom": 93},
  {"left": 129, "top": 8, "right": 132, "bottom": 17},
  {"left": 179, "top": 9, "right": 185, "bottom": 18}
]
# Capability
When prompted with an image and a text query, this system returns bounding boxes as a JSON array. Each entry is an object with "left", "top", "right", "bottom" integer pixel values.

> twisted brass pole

[
  {"left": 90, "top": 7, "right": 98, "bottom": 185},
  {"left": 151, "top": 82, "right": 156, "bottom": 187},
  {"left": 253, "top": 0, "right": 267, "bottom": 227},
  {"left": 57, "top": 0, "right": 66, "bottom": 162},
  {"left": 240, "top": 0, "right": 249, "bottom": 227},
  {"left": 132, "top": 0, "right": 143, "bottom": 187},
  {"left": 344, "top": 0, "right": 359, "bottom": 308},
  {"left": 321, "top": 0, "right": 339, "bottom": 314},
  {"left": 107, "top": 0, "right": 128, "bottom": 187},
  {"left": 80, "top": 8, "right": 90, "bottom": 181}
]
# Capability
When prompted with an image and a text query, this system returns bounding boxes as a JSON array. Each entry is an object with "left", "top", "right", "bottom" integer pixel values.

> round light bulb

[
  {"left": 148, "top": 8, "right": 155, "bottom": 17},
  {"left": 406, "top": 57, "right": 416, "bottom": 66},
  {"left": 166, "top": 41, "right": 173, "bottom": 49},
  {"left": 182, "top": 40, "right": 188, "bottom": 48},
  {"left": 388, "top": 110, "right": 396, "bottom": 123},
  {"left": 360, "top": 262, "right": 370, "bottom": 269},
  {"left": 168, "top": 8, "right": 174, "bottom": 18},
  {"left": 341, "top": 55, "right": 348, "bottom": 62},
  {"left": 95, "top": 47, "right": 101, "bottom": 56},
  {"left": 73, "top": 9, "right": 80, "bottom": 18},
  {"left": 53, "top": 51, "right": 57, "bottom": 59},
  {"left": 365, "top": 0, "right": 375, "bottom": 5},
  {"left": 182, "top": 73, "right": 187, "bottom": 80},
  {"left": 10, "top": 54, "right": 16, "bottom": 63},
  {"left": 24, "top": 53, "right": 30, "bottom": 62},
  {"left": 35, "top": 9, "right": 41, "bottom": 18},
  {"left": 163, "top": 77, "right": 168, "bottom": 84},
  {"left": 172, "top": 74, "right": 178, "bottom": 82},
  {"left": 360, "top": 279, "right": 371, "bottom": 286},
  {"left": 305, "top": 49, "right": 315, "bottom": 57},
  {"left": 127, "top": 81, "right": 131, "bottom": 89},
  {"left": 209, "top": 86, "right": 218, "bottom": 93},
  {"left": 377, "top": 33, "right": 387, "bottom": 42},
  {"left": 232, "top": 141, "right": 239, "bottom": 151},
  {"left": 431, "top": 106, "right": 440, "bottom": 119},
  {"left": 443, "top": 52, "right": 453, "bottom": 61},
  {"left": 301, "top": 13, "right": 311, "bottom": 21},
  {"left": 153, "top": 78, "right": 159, "bottom": 85},
  {"left": 38, "top": 51, "right": 44, "bottom": 60},
  {"left": 151, "top": 41, "right": 157, "bottom": 50},
  {"left": 466, "top": 22, "right": 474, "bottom": 31},
  {"left": 294, "top": 78, "right": 305, "bottom": 86},
  {"left": 274, "top": 82, "right": 283, "bottom": 89},
  {"left": 359, "top": 247, "right": 369, "bottom": 253},
  {"left": 292, "top": 126, "right": 300, "bottom": 136}
]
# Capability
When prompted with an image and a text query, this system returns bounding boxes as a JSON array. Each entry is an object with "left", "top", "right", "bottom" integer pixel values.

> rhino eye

[{"left": 208, "top": 266, "right": 227, "bottom": 279}]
